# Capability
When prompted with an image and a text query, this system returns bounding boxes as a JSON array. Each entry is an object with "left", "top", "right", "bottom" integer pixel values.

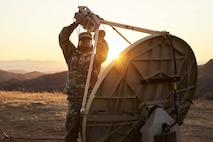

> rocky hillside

[{"left": 196, "top": 59, "right": 213, "bottom": 99}]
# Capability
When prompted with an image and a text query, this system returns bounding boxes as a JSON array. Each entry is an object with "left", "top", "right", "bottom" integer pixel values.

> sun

[
  {"left": 107, "top": 50, "right": 120, "bottom": 62},
  {"left": 99, "top": 45, "right": 125, "bottom": 68},
  {"left": 106, "top": 40, "right": 128, "bottom": 62},
  {"left": 98, "top": 29, "right": 131, "bottom": 66}
]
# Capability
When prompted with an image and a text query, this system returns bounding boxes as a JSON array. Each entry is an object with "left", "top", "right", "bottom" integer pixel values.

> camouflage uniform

[{"left": 59, "top": 22, "right": 108, "bottom": 142}]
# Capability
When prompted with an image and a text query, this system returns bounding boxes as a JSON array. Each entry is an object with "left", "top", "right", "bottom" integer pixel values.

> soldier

[{"left": 59, "top": 21, "right": 108, "bottom": 142}]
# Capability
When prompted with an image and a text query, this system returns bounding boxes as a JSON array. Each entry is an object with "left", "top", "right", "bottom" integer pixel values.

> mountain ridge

[
  {"left": 0, "top": 59, "right": 213, "bottom": 99},
  {"left": 0, "top": 69, "right": 46, "bottom": 83}
]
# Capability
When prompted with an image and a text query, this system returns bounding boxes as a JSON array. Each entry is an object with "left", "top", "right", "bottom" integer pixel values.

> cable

[
  {"left": 1, "top": 127, "right": 63, "bottom": 141},
  {"left": 132, "top": 120, "right": 145, "bottom": 142},
  {"left": 0, "top": 127, "right": 12, "bottom": 139},
  {"left": 166, "top": 33, "right": 180, "bottom": 129},
  {"left": 11, "top": 137, "right": 63, "bottom": 140}
]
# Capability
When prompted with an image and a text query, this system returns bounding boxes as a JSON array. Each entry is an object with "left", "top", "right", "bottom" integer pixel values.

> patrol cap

[{"left": 79, "top": 32, "right": 92, "bottom": 40}]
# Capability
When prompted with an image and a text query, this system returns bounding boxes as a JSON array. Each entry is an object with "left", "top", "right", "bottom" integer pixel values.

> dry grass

[
  {"left": 0, "top": 91, "right": 67, "bottom": 142},
  {"left": 0, "top": 91, "right": 213, "bottom": 142}
]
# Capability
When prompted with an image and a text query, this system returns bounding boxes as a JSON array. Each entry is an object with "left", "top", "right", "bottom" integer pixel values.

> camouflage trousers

[{"left": 64, "top": 96, "right": 83, "bottom": 142}]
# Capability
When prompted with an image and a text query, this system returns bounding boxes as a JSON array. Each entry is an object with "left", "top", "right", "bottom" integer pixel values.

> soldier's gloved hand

[{"left": 93, "top": 30, "right": 105, "bottom": 42}]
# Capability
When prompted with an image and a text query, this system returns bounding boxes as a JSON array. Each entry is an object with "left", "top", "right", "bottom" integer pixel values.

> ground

[{"left": 0, "top": 91, "right": 212, "bottom": 142}]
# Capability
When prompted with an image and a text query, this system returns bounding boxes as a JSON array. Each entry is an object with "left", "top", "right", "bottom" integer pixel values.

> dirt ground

[{"left": 0, "top": 91, "right": 212, "bottom": 142}]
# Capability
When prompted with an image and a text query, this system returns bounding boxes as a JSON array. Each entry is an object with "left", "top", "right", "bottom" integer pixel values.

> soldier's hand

[{"left": 94, "top": 30, "right": 105, "bottom": 42}]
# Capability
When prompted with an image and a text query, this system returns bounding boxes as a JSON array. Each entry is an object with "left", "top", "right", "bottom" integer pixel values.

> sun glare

[
  {"left": 105, "top": 36, "right": 128, "bottom": 61},
  {"left": 107, "top": 50, "right": 120, "bottom": 61},
  {"left": 101, "top": 45, "right": 126, "bottom": 67}
]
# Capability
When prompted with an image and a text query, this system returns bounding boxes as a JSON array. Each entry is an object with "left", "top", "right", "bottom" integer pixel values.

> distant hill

[
  {"left": 0, "top": 59, "right": 213, "bottom": 99},
  {"left": 0, "top": 70, "right": 45, "bottom": 83},
  {"left": 196, "top": 59, "right": 213, "bottom": 99},
  {"left": 0, "top": 60, "right": 67, "bottom": 73}
]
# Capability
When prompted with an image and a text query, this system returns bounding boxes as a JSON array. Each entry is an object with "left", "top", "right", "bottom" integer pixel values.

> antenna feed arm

[
  {"left": 74, "top": 6, "right": 159, "bottom": 34},
  {"left": 100, "top": 20, "right": 158, "bottom": 34}
]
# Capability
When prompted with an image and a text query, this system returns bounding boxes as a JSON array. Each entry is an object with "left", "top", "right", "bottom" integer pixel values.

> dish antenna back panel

[{"left": 82, "top": 32, "right": 197, "bottom": 142}]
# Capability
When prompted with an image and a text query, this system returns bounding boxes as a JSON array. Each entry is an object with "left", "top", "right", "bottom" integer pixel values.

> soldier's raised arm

[{"left": 59, "top": 22, "right": 79, "bottom": 63}]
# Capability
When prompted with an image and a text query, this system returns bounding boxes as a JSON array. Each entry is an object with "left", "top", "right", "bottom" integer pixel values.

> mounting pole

[{"left": 80, "top": 29, "right": 99, "bottom": 114}]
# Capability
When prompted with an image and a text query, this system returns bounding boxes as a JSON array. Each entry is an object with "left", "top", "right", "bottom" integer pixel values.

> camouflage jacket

[{"left": 59, "top": 22, "right": 108, "bottom": 96}]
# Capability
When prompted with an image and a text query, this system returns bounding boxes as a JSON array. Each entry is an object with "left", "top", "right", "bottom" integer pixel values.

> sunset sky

[{"left": 0, "top": 0, "right": 213, "bottom": 65}]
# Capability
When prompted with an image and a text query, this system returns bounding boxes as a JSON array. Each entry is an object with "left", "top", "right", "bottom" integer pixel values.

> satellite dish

[{"left": 82, "top": 32, "right": 197, "bottom": 142}]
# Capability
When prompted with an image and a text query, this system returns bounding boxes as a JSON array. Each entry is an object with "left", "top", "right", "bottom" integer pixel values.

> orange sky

[{"left": 0, "top": 0, "right": 213, "bottom": 65}]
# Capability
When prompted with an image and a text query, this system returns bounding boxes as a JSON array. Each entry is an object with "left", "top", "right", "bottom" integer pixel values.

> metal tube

[
  {"left": 101, "top": 19, "right": 158, "bottom": 34},
  {"left": 80, "top": 29, "right": 99, "bottom": 114},
  {"left": 111, "top": 26, "right": 132, "bottom": 45}
]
